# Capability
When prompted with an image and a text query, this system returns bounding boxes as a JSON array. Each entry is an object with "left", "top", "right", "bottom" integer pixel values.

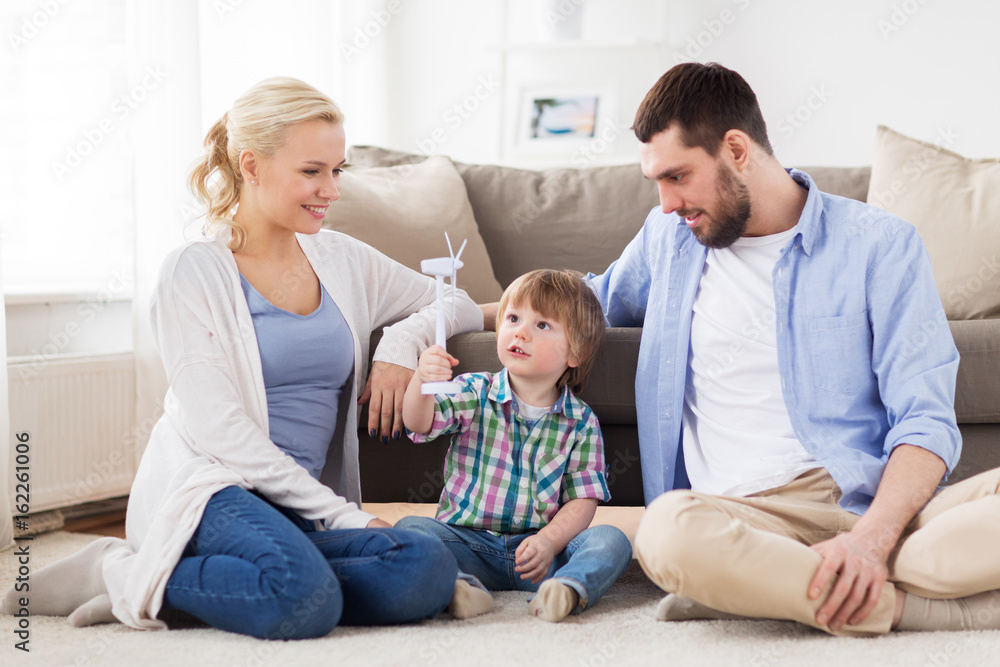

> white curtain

[
  {"left": 1, "top": 265, "right": 12, "bottom": 551},
  {"left": 128, "top": 0, "right": 203, "bottom": 458}
]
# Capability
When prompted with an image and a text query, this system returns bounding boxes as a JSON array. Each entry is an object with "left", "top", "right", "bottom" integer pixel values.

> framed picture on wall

[{"left": 513, "top": 85, "right": 616, "bottom": 156}]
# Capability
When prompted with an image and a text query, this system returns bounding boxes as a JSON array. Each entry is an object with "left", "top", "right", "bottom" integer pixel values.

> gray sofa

[{"left": 346, "top": 147, "right": 1000, "bottom": 507}]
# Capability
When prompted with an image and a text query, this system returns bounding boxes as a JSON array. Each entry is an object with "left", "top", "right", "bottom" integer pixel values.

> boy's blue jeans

[
  {"left": 161, "top": 486, "right": 457, "bottom": 639},
  {"left": 394, "top": 516, "right": 632, "bottom": 612}
]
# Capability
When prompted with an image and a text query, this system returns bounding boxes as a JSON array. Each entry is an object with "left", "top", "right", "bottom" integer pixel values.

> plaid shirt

[{"left": 408, "top": 369, "right": 610, "bottom": 533}]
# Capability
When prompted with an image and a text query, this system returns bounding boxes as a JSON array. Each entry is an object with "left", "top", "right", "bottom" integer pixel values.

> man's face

[{"left": 639, "top": 126, "right": 752, "bottom": 249}]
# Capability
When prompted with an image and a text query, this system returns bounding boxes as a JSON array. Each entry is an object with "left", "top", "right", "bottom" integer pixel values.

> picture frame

[{"left": 512, "top": 85, "right": 617, "bottom": 156}]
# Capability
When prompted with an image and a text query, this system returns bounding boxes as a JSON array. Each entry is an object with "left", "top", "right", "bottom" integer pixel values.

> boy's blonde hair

[
  {"left": 496, "top": 270, "right": 605, "bottom": 394},
  {"left": 188, "top": 76, "right": 344, "bottom": 251}
]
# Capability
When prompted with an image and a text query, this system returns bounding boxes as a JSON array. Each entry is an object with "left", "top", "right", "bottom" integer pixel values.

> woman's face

[{"left": 249, "top": 119, "right": 346, "bottom": 236}]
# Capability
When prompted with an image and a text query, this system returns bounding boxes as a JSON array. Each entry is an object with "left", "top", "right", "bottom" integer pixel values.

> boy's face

[{"left": 497, "top": 301, "right": 578, "bottom": 393}]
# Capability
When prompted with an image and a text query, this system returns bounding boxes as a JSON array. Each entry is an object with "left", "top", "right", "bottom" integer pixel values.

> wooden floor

[{"left": 63, "top": 510, "right": 127, "bottom": 539}]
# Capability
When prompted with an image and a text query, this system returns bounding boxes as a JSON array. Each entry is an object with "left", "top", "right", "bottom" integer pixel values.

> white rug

[{"left": 3, "top": 532, "right": 1000, "bottom": 667}]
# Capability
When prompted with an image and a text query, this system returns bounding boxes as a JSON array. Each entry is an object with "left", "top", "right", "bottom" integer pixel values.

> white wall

[{"left": 363, "top": 0, "right": 1000, "bottom": 167}]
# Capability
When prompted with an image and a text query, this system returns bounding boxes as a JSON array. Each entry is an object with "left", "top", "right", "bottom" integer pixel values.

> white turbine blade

[
  {"left": 445, "top": 231, "right": 455, "bottom": 260},
  {"left": 454, "top": 238, "right": 468, "bottom": 263}
]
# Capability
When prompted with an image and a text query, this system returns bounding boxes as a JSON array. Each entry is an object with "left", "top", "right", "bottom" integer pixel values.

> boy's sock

[
  {"left": 1, "top": 537, "right": 122, "bottom": 617},
  {"left": 529, "top": 579, "right": 579, "bottom": 623},
  {"left": 449, "top": 579, "right": 494, "bottom": 619},
  {"left": 895, "top": 590, "right": 1000, "bottom": 631},
  {"left": 656, "top": 594, "right": 748, "bottom": 622},
  {"left": 68, "top": 594, "right": 117, "bottom": 627}
]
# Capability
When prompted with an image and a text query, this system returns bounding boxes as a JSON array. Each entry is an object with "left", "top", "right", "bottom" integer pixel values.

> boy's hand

[
  {"left": 514, "top": 534, "right": 557, "bottom": 584},
  {"left": 417, "top": 345, "right": 459, "bottom": 383}
]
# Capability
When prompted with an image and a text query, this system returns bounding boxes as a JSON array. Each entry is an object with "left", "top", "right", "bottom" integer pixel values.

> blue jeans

[
  {"left": 162, "top": 486, "right": 457, "bottom": 639},
  {"left": 394, "top": 516, "right": 632, "bottom": 612}
]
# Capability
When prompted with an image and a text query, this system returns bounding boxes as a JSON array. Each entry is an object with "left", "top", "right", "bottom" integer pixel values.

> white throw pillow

[
  {"left": 867, "top": 125, "right": 1000, "bottom": 320},
  {"left": 322, "top": 155, "right": 503, "bottom": 303}
]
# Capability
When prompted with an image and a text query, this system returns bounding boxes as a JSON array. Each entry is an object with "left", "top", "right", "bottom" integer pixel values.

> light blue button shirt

[{"left": 587, "top": 169, "right": 961, "bottom": 514}]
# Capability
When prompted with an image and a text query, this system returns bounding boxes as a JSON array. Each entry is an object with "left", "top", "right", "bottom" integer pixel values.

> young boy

[{"left": 398, "top": 269, "right": 632, "bottom": 622}]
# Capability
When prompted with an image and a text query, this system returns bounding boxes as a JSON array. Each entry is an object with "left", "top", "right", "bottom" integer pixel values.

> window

[{"left": 1, "top": 0, "right": 133, "bottom": 298}]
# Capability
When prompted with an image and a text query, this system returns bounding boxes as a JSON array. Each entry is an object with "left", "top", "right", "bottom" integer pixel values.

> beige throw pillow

[
  {"left": 867, "top": 125, "right": 1000, "bottom": 320},
  {"left": 322, "top": 155, "right": 503, "bottom": 303}
]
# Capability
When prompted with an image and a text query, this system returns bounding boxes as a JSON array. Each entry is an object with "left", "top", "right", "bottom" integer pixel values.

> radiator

[{"left": 8, "top": 353, "right": 136, "bottom": 513}]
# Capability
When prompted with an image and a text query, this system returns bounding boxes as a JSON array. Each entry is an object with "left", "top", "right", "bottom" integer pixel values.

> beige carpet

[{"left": 3, "top": 531, "right": 1000, "bottom": 667}]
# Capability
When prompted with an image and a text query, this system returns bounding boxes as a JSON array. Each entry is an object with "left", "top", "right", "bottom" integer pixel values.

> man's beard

[{"left": 686, "top": 164, "right": 752, "bottom": 249}]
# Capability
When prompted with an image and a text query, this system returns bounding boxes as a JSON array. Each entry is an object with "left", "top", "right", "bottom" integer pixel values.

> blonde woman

[{"left": 2, "top": 78, "right": 483, "bottom": 638}]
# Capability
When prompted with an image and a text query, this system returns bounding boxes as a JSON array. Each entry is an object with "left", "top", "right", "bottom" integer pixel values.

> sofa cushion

[
  {"left": 867, "top": 125, "right": 1000, "bottom": 320},
  {"left": 347, "top": 146, "right": 660, "bottom": 288},
  {"left": 323, "top": 155, "right": 503, "bottom": 303},
  {"left": 951, "top": 319, "right": 1000, "bottom": 424},
  {"left": 794, "top": 166, "right": 871, "bottom": 202}
]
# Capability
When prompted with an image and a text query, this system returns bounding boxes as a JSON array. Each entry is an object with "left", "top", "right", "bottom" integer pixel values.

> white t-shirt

[
  {"left": 513, "top": 391, "right": 552, "bottom": 423},
  {"left": 682, "top": 225, "right": 817, "bottom": 496}
]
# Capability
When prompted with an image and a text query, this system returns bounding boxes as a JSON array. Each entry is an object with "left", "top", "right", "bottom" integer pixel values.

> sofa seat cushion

[
  {"left": 323, "top": 155, "right": 504, "bottom": 302},
  {"left": 951, "top": 319, "right": 1000, "bottom": 423}
]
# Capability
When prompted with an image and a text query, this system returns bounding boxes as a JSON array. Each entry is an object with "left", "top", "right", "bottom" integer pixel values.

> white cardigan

[{"left": 104, "top": 230, "right": 483, "bottom": 629}]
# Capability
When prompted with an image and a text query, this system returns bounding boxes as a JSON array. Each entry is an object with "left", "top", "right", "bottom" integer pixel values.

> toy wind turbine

[{"left": 421, "top": 232, "right": 467, "bottom": 395}]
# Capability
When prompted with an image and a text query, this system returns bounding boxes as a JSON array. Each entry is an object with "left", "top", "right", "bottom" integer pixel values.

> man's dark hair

[{"left": 632, "top": 62, "right": 773, "bottom": 156}]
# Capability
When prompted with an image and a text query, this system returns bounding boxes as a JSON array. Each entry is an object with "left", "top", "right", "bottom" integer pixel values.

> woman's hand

[
  {"left": 366, "top": 517, "right": 392, "bottom": 529},
  {"left": 358, "top": 361, "right": 414, "bottom": 443}
]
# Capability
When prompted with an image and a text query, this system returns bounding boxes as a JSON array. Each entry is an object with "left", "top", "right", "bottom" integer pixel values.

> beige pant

[{"left": 635, "top": 467, "right": 1000, "bottom": 636}]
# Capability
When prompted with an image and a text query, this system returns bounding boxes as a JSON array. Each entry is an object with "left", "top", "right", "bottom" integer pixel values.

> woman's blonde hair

[
  {"left": 496, "top": 269, "right": 606, "bottom": 395},
  {"left": 188, "top": 77, "right": 344, "bottom": 250}
]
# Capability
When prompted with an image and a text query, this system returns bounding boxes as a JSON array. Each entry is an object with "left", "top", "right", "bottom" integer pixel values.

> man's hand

[
  {"left": 366, "top": 517, "right": 392, "bottom": 529},
  {"left": 514, "top": 534, "right": 557, "bottom": 584},
  {"left": 358, "top": 361, "right": 414, "bottom": 443},
  {"left": 806, "top": 445, "right": 946, "bottom": 632},
  {"left": 808, "top": 529, "right": 890, "bottom": 632}
]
